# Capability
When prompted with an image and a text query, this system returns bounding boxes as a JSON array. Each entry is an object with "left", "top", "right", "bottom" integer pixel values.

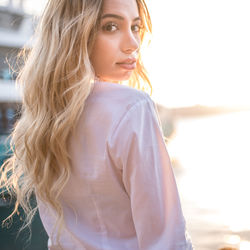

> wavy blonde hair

[{"left": 0, "top": 0, "right": 152, "bottom": 238}]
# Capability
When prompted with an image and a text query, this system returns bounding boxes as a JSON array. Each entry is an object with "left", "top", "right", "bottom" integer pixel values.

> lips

[{"left": 116, "top": 58, "right": 137, "bottom": 70}]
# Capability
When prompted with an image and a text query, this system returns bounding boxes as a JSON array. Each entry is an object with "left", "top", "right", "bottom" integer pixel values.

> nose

[{"left": 121, "top": 30, "right": 140, "bottom": 54}]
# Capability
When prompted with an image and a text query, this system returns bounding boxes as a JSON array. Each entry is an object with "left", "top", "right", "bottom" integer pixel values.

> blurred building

[
  {"left": 0, "top": 0, "right": 34, "bottom": 133},
  {"left": 0, "top": 4, "right": 49, "bottom": 249}
]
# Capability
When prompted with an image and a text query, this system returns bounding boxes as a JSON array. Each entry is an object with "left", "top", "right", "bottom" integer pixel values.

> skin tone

[{"left": 90, "top": 0, "right": 142, "bottom": 83}]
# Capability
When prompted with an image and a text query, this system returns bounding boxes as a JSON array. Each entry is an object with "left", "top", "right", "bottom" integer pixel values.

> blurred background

[{"left": 0, "top": 0, "right": 250, "bottom": 249}]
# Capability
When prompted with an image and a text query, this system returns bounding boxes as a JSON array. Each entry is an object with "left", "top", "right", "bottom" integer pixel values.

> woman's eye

[
  {"left": 102, "top": 23, "right": 118, "bottom": 32},
  {"left": 132, "top": 24, "right": 142, "bottom": 33}
]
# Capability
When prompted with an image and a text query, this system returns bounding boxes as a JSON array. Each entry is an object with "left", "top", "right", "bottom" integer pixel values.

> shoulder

[
  {"left": 83, "top": 81, "right": 157, "bottom": 137},
  {"left": 88, "top": 81, "right": 153, "bottom": 114}
]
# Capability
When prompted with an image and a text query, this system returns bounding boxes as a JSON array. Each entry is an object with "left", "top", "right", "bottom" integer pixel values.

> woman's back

[{"left": 38, "top": 81, "right": 192, "bottom": 249}]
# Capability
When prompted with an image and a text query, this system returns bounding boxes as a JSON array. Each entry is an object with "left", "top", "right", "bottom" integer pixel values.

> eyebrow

[{"left": 101, "top": 14, "right": 141, "bottom": 22}]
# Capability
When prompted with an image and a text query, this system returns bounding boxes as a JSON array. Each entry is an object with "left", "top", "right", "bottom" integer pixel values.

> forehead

[{"left": 102, "top": 0, "right": 139, "bottom": 17}]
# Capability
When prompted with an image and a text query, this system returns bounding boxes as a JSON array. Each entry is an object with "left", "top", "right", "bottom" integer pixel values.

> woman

[{"left": 0, "top": 0, "right": 193, "bottom": 249}]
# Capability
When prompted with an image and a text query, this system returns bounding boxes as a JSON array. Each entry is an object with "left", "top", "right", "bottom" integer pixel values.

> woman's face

[{"left": 90, "top": 0, "right": 141, "bottom": 82}]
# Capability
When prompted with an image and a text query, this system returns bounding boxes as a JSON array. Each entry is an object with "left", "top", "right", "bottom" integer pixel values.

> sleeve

[{"left": 107, "top": 95, "right": 193, "bottom": 250}]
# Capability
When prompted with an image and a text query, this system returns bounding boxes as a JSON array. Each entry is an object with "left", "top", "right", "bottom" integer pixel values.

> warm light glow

[
  {"left": 1, "top": 0, "right": 250, "bottom": 248},
  {"left": 167, "top": 111, "right": 250, "bottom": 243},
  {"left": 223, "top": 234, "right": 241, "bottom": 245},
  {"left": 240, "top": 241, "right": 250, "bottom": 250},
  {"left": 145, "top": 0, "right": 250, "bottom": 108}
]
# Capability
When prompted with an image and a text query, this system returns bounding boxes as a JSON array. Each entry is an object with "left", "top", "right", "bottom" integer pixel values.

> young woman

[{"left": 0, "top": 0, "right": 193, "bottom": 249}]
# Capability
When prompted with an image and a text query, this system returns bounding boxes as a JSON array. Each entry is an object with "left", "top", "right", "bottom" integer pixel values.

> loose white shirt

[{"left": 37, "top": 81, "right": 193, "bottom": 250}]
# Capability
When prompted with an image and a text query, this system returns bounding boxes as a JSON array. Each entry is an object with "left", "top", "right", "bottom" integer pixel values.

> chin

[
  {"left": 100, "top": 74, "right": 132, "bottom": 83},
  {"left": 116, "top": 72, "right": 134, "bottom": 82}
]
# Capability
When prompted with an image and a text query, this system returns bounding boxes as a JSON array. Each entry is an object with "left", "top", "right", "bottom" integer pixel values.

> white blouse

[{"left": 37, "top": 81, "right": 193, "bottom": 250}]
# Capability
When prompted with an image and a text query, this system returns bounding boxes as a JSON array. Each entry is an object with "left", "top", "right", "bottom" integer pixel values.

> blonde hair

[{"left": 0, "top": 0, "right": 152, "bottom": 238}]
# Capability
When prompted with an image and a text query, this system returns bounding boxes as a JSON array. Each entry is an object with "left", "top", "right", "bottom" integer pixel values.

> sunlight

[
  {"left": 240, "top": 241, "right": 250, "bottom": 250},
  {"left": 168, "top": 111, "right": 250, "bottom": 235},
  {"left": 223, "top": 234, "right": 241, "bottom": 245},
  {"left": 145, "top": 0, "right": 250, "bottom": 108}
]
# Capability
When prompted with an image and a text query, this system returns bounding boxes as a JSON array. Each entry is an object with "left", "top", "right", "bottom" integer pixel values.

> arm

[{"left": 108, "top": 95, "right": 193, "bottom": 250}]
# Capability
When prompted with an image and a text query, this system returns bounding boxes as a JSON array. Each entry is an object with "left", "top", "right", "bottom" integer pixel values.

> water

[{"left": 167, "top": 110, "right": 250, "bottom": 250}]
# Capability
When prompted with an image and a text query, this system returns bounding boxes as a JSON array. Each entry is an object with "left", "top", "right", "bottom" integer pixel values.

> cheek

[{"left": 91, "top": 36, "right": 119, "bottom": 75}]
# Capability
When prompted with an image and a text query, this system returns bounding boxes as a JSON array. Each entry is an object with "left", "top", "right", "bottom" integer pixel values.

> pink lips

[{"left": 116, "top": 58, "right": 137, "bottom": 70}]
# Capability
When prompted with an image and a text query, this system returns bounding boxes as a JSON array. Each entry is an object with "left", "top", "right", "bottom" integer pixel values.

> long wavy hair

[{"left": 0, "top": 0, "right": 152, "bottom": 237}]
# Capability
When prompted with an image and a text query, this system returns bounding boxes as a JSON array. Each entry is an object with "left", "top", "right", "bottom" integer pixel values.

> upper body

[
  {"left": 38, "top": 81, "right": 193, "bottom": 250},
  {"left": 0, "top": 0, "right": 193, "bottom": 249}
]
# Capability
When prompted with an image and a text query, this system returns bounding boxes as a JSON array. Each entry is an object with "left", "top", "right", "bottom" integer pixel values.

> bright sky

[
  {"left": 145, "top": 0, "right": 250, "bottom": 107},
  {"left": 5, "top": 0, "right": 250, "bottom": 108}
]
